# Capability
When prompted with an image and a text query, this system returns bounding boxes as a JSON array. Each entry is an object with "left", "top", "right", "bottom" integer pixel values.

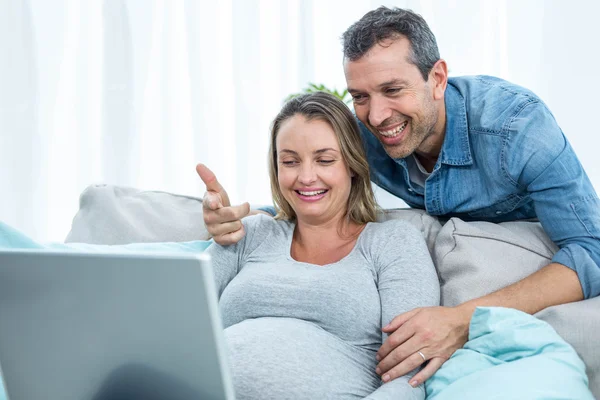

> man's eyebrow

[
  {"left": 378, "top": 78, "right": 408, "bottom": 88},
  {"left": 347, "top": 79, "right": 408, "bottom": 93}
]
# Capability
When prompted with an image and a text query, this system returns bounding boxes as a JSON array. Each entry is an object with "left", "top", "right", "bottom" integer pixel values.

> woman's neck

[{"left": 291, "top": 217, "right": 366, "bottom": 266}]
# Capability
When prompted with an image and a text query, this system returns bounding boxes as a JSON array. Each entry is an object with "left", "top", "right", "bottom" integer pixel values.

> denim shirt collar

[{"left": 438, "top": 82, "right": 472, "bottom": 166}]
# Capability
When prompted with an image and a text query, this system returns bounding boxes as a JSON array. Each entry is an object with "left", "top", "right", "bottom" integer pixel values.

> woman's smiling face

[{"left": 276, "top": 114, "right": 353, "bottom": 225}]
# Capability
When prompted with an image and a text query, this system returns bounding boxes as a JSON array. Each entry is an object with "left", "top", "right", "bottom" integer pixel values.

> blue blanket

[
  {"left": 426, "top": 307, "right": 593, "bottom": 399},
  {"left": 0, "top": 221, "right": 212, "bottom": 253},
  {"left": 0, "top": 222, "right": 593, "bottom": 399}
]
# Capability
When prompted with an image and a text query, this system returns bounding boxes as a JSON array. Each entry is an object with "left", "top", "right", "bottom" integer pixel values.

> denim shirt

[{"left": 360, "top": 75, "right": 600, "bottom": 299}]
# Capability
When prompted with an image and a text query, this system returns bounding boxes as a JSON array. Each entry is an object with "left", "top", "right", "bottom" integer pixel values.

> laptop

[{"left": 0, "top": 250, "right": 235, "bottom": 400}]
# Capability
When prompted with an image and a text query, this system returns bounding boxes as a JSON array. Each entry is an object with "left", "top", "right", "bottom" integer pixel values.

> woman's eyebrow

[
  {"left": 279, "top": 148, "right": 338, "bottom": 155},
  {"left": 279, "top": 149, "right": 298, "bottom": 155},
  {"left": 314, "top": 148, "right": 338, "bottom": 154}
]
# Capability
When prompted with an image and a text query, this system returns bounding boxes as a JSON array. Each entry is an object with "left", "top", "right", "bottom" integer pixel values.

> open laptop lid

[{"left": 0, "top": 250, "right": 234, "bottom": 400}]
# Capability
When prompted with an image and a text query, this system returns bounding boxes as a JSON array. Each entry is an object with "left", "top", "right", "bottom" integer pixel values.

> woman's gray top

[{"left": 206, "top": 215, "right": 440, "bottom": 399}]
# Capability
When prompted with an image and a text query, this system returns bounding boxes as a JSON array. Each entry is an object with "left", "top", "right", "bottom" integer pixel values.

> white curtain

[{"left": 1, "top": 0, "right": 599, "bottom": 241}]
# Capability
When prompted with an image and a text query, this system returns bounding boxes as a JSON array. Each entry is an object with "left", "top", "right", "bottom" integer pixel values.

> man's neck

[
  {"left": 414, "top": 152, "right": 438, "bottom": 173},
  {"left": 415, "top": 101, "right": 447, "bottom": 173}
]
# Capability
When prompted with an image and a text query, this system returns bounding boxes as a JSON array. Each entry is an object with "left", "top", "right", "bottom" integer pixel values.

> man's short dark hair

[{"left": 342, "top": 6, "right": 440, "bottom": 81}]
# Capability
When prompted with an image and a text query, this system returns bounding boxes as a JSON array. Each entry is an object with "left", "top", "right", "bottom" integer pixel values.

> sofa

[{"left": 66, "top": 184, "right": 600, "bottom": 398}]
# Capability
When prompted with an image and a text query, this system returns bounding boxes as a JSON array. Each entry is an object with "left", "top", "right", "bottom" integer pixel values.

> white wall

[
  {"left": 1, "top": 0, "right": 599, "bottom": 241},
  {"left": 312, "top": 0, "right": 600, "bottom": 208}
]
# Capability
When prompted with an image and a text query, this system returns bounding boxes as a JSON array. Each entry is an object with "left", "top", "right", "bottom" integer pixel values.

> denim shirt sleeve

[
  {"left": 256, "top": 205, "right": 276, "bottom": 216},
  {"left": 505, "top": 102, "right": 600, "bottom": 299}
]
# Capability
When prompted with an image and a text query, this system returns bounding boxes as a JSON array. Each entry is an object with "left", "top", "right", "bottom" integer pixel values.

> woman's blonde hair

[{"left": 268, "top": 91, "right": 378, "bottom": 224}]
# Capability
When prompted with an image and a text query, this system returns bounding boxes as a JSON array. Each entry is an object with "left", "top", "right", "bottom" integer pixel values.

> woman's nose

[{"left": 298, "top": 164, "right": 317, "bottom": 185}]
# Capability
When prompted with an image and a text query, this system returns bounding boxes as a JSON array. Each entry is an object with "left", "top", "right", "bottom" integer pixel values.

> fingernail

[
  {"left": 375, "top": 367, "right": 381, "bottom": 375},
  {"left": 410, "top": 380, "right": 418, "bottom": 387},
  {"left": 384, "top": 323, "right": 391, "bottom": 329},
  {"left": 383, "top": 374, "right": 390, "bottom": 382},
  {"left": 375, "top": 354, "right": 381, "bottom": 361}
]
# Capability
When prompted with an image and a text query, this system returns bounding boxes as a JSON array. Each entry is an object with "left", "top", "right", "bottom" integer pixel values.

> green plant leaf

[{"left": 285, "top": 83, "right": 354, "bottom": 106}]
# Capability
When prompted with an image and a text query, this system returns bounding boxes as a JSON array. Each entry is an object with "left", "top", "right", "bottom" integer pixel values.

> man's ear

[{"left": 430, "top": 59, "right": 448, "bottom": 101}]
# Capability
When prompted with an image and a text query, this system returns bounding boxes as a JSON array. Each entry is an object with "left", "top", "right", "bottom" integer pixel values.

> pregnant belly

[{"left": 225, "top": 317, "right": 380, "bottom": 400}]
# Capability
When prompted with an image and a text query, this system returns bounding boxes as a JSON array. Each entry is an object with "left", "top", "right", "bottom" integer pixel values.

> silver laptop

[{"left": 0, "top": 250, "right": 235, "bottom": 400}]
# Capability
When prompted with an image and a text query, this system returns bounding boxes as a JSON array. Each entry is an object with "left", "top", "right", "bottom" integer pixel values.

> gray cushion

[
  {"left": 434, "top": 217, "right": 599, "bottom": 397},
  {"left": 434, "top": 218, "right": 557, "bottom": 306},
  {"left": 378, "top": 208, "right": 442, "bottom": 255},
  {"left": 536, "top": 297, "right": 600, "bottom": 397},
  {"left": 65, "top": 184, "right": 210, "bottom": 244}
]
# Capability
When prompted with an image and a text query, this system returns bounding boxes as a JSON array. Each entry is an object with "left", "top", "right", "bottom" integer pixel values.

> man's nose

[{"left": 368, "top": 96, "right": 393, "bottom": 127}]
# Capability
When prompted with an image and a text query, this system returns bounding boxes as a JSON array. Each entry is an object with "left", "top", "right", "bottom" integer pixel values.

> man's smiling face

[{"left": 344, "top": 36, "right": 444, "bottom": 160}]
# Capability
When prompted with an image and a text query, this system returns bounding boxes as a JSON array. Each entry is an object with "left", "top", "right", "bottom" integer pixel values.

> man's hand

[
  {"left": 375, "top": 306, "right": 471, "bottom": 387},
  {"left": 196, "top": 164, "right": 250, "bottom": 245},
  {"left": 374, "top": 263, "right": 584, "bottom": 387}
]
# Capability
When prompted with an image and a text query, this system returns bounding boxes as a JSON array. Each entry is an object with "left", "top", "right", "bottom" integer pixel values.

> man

[{"left": 199, "top": 6, "right": 600, "bottom": 388}]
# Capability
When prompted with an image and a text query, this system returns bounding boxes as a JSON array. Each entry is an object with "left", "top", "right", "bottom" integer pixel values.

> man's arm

[
  {"left": 375, "top": 102, "right": 599, "bottom": 385},
  {"left": 458, "top": 262, "right": 582, "bottom": 316},
  {"left": 506, "top": 102, "right": 600, "bottom": 300}
]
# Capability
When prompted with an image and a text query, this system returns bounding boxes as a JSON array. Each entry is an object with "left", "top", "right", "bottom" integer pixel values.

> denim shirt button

[
  {"left": 408, "top": 188, "right": 414, "bottom": 193},
  {"left": 495, "top": 210, "right": 503, "bottom": 215}
]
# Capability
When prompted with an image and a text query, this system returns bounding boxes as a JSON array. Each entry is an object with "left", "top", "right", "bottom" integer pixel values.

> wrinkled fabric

[{"left": 426, "top": 307, "right": 593, "bottom": 400}]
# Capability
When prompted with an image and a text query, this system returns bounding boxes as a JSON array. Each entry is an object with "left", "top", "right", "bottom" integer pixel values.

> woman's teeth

[
  {"left": 297, "top": 190, "right": 327, "bottom": 196},
  {"left": 379, "top": 121, "right": 408, "bottom": 137}
]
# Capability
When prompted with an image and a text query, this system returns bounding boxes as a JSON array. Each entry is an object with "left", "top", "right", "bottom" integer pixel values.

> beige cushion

[
  {"left": 65, "top": 184, "right": 211, "bottom": 244},
  {"left": 434, "top": 217, "right": 599, "bottom": 397},
  {"left": 378, "top": 208, "right": 442, "bottom": 255},
  {"left": 433, "top": 218, "right": 557, "bottom": 306},
  {"left": 536, "top": 297, "right": 600, "bottom": 397}
]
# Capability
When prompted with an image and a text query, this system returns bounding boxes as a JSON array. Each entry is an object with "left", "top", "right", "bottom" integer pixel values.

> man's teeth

[
  {"left": 298, "top": 190, "right": 326, "bottom": 196},
  {"left": 379, "top": 121, "right": 408, "bottom": 137}
]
